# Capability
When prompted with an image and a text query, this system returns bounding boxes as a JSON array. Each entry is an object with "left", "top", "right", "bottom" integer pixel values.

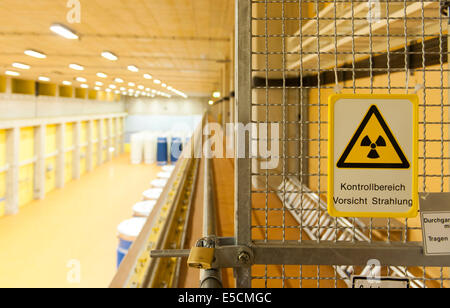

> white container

[
  {"left": 130, "top": 132, "right": 144, "bottom": 164},
  {"left": 151, "top": 178, "right": 168, "bottom": 189},
  {"left": 157, "top": 172, "right": 172, "bottom": 179},
  {"left": 142, "top": 188, "right": 163, "bottom": 201},
  {"left": 133, "top": 200, "right": 157, "bottom": 217},
  {"left": 162, "top": 165, "right": 175, "bottom": 173},
  {"left": 144, "top": 132, "right": 157, "bottom": 164}
]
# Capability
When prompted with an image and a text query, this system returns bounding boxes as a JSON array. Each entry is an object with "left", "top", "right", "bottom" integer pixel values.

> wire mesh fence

[{"left": 237, "top": 0, "right": 450, "bottom": 288}]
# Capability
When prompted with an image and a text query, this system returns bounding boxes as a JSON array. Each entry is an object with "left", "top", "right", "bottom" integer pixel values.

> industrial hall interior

[{"left": 0, "top": 0, "right": 449, "bottom": 289}]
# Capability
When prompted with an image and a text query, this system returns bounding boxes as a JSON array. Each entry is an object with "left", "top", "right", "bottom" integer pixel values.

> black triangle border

[{"left": 337, "top": 105, "right": 411, "bottom": 169}]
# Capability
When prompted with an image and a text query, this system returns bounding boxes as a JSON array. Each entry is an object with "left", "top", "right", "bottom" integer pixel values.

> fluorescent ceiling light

[
  {"left": 94, "top": 86, "right": 101, "bottom": 91},
  {"left": 162, "top": 84, "right": 167, "bottom": 88},
  {"left": 80, "top": 84, "right": 89, "bottom": 89},
  {"left": 145, "top": 88, "right": 150, "bottom": 92},
  {"left": 95, "top": 81, "right": 104, "bottom": 86},
  {"left": 127, "top": 65, "right": 139, "bottom": 72},
  {"left": 24, "top": 50, "right": 47, "bottom": 59},
  {"left": 144, "top": 74, "right": 152, "bottom": 80},
  {"left": 76, "top": 77, "right": 87, "bottom": 83},
  {"left": 62, "top": 81, "right": 72, "bottom": 86},
  {"left": 154, "top": 79, "right": 161, "bottom": 85},
  {"left": 213, "top": 91, "right": 221, "bottom": 98},
  {"left": 209, "top": 100, "right": 214, "bottom": 105},
  {"left": 128, "top": 82, "right": 135, "bottom": 87},
  {"left": 12, "top": 62, "right": 30, "bottom": 70},
  {"left": 167, "top": 86, "right": 173, "bottom": 90},
  {"left": 115, "top": 90, "right": 120, "bottom": 94},
  {"left": 97, "top": 72, "right": 107, "bottom": 78},
  {"left": 5, "top": 70, "right": 20, "bottom": 76},
  {"left": 38, "top": 76, "right": 50, "bottom": 82},
  {"left": 120, "top": 87, "right": 126, "bottom": 91},
  {"left": 102, "top": 51, "right": 118, "bottom": 61},
  {"left": 109, "top": 85, "right": 117, "bottom": 89},
  {"left": 138, "top": 85, "right": 144, "bottom": 90},
  {"left": 50, "top": 24, "right": 79, "bottom": 40},
  {"left": 106, "top": 88, "right": 112, "bottom": 92},
  {"left": 115, "top": 78, "right": 124, "bottom": 83},
  {"left": 128, "top": 89, "right": 134, "bottom": 92},
  {"left": 69, "top": 63, "right": 84, "bottom": 71}
]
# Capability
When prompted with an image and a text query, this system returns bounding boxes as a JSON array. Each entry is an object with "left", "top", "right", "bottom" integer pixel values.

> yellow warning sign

[{"left": 337, "top": 105, "right": 410, "bottom": 169}]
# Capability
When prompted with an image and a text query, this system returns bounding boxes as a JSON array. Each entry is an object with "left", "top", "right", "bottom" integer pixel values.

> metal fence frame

[{"left": 235, "top": 0, "right": 450, "bottom": 288}]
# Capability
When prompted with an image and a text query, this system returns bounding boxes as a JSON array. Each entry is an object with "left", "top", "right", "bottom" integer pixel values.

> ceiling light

[
  {"left": 167, "top": 86, "right": 173, "bottom": 90},
  {"left": 128, "top": 82, "right": 135, "bottom": 87},
  {"left": 120, "top": 87, "right": 126, "bottom": 91},
  {"left": 12, "top": 62, "right": 30, "bottom": 70},
  {"left": 95, "top": 81, "right": 104, "bottom": 86},
  {"left": 128, "top": 89, "right": 135, "bottom": 92},
  {"left": 24, "top": 50, "right": 47, "bottom": 59},
  {"left": 209, "top": 100, "right": 214, "bottom": 105},
  {"left": 106, "top": 88, "right": 112, "bottom": 92},
  {"left": 128, "top": 65, "right": 139, "bottom": 72},
  {"left": 94, "top": 86, "right": 101, "bottom": 91},
  {"left": 115, "top": 78, "right": 124, "bottom": 83},
  {"left": 115, "top": 90, "right": 120, "bottom": 94},
  {"left": 69, "top": 63, "right": 84, "bottom": 71},
  {"left": 76, "top": 77, "right": 87, "bottom": 83},
  {"left": 144, "top": 74, "right": 152, "bottom": 79},
  {"left": 5, "top": 70, "right": 20, "bottom": 76},
  {"left": 97, "top": 72, "right": 107, "bottom": 78},
  {"left": 38, "top": 76, "right": 50, "bottom": 82},
  {"left": 154, "top": 79, "right": 161, "bottom": 85},
  {"left": 62, "top": 81, "right": 72, "bottom": 86},
  {"left": 213, "top": 91, "right": 221, "bottom": 98},
  {"left": 102, "top": 51, "right": 118, "bottom": 61},
  {"left": 50, "top": 24, "right": 79, "bottom": 40},
  {"left": 138, "top": 85, "right": 144, "bottom": 90},
  {"left": 109, "top": 85, "right": 117, "bottom": 89},
  {"left": 162, "top": 83, "right": 167, "bottom": 88},
  {"left": 80, "top": 84, "right": 88, "bottom": 89}
]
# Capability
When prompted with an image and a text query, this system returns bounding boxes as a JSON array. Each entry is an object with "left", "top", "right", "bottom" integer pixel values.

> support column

[
  {"left": 86, "top": 120, "right": 93, "bottom": 172},
  {"left": 120, "top": 117, "right": 125, "bottom": 154},
  {"left": 97, "top": 119, "right": 104, "bottom": 166},
  {"left": 56, "top": 123, "right": 65, "bottom": 189},
  {"left": 114, "top": 117, "right": 120, "bottom": 157},
  {"left": 106, "top": 118, "right": 113, "bottom": 162},
  {"left": 5, "top": 77, "right": 12, "bottom": 94},
  {"left": 73, "top": 121, "right": 81, "bottom": 180},
  {"left": 5, "top": 127, "right": 19, "bottom": 215},
  {"left": 33, "top": 125, "right": 46, "bottom": 200}
]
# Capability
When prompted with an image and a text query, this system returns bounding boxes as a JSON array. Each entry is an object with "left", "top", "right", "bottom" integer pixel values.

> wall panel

[
  {"left": 18, "top": 127, "right": 34, "bottom": 207},
  {"left": 45, "top": 125, "right": 57, "bottom": 194}
]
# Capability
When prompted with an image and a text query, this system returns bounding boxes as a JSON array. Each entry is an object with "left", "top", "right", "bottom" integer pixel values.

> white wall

[{"left": 0, "top": 94, "right": 125, "bottom": 120}]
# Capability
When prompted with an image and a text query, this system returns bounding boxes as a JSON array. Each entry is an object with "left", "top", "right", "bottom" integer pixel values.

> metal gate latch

[{"left": 187, "top": 237, "right": 215, "bottom": 270}]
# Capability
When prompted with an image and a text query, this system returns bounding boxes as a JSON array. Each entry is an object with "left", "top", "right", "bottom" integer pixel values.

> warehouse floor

[{"left": 0, "top": 154, "right": 160, "bottom": 288}]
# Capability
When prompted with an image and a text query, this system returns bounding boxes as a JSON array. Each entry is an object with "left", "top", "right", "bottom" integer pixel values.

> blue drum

[
  {"left": 170, "top": 137, "right": 183, "bottom": 163},
  {"left": 116, "top": 218, "right": 146, "bottom": 268},
  {"left": 156, "top": 137, "right": 168, "bottom": 165}
]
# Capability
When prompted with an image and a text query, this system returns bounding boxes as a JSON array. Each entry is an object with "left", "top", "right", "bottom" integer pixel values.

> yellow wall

[
  {"left": 0, "top": 76, "right": 6, "bottom": 93},
  {"left": 12, "top": 79, "right": 35, "bottom": 95},
  {"left": 0, "top": 130, "right": 6, "bottom": 217},
  {"left": 64, "top": 123, "right": 74, "bottom": 183},
  {"left": 38, "top": 82, "right": 57, "bottom": 97},
  {"left": 45, "top": 125, "right": 57, "bottom": 194},
  {"left": 92, "top": 120, "right": 99, "bottom": 167},
  {"left": 102, "top": 119, "right": 108, "bottom": 161},
  {"left": 59, "top": 86, "right": 73, "bottom": 98},
  {"left": 18, "top": 128, "right": 34, "bottom": 207}
]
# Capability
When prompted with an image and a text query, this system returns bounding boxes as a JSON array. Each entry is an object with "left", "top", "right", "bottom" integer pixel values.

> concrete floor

[{"left": 0, "top": 154, "right": 161, "bottom": 288}]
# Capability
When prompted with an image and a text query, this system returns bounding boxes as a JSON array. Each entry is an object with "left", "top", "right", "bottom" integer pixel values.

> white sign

[
  {"left": 421, "top": 212, "right": 450, "bottom": 256},
  {"left": 328, "top": 94, "right": 419, "bottom": 218},
  {"left": 352, "top": 276, "right": 410, "bottom": 288}
]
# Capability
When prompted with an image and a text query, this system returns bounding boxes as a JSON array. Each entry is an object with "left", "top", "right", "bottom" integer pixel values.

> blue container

[
  {"left": 157, "top": 137, "right": 168, "bottom": 166},
  {"left": 116, "top": 218, "right": 146, "bottom": 268},
  {"left": 117, "top": 238, "right": 133, "bottom": 268},
  {"left": 170, "top": 137, "right": 183, "bottom": 163}
]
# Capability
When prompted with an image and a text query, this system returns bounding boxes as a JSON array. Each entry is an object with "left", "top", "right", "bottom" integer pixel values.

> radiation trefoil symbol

[{"left": 337, "top": 105, "right": 410, "bottom": 169}]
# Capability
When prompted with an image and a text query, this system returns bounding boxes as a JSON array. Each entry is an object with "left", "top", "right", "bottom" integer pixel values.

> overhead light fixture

[
  {"left": 109, "top": 84, "right": 117, "bottom": 89},
  {"left": 128, "top": 88, "right": 134, "bottom": 93},
  {"left": 12, "top": 62, "right": 30, "bottom": 70},
  {"left": 213, "top": 91, "right": 221, "bottom": 98},
  {"left": 102, "top": 51, "right": 118, "bottom": 61},
  {"left": 106, "top": 88, "right": 112, "bottom": 93},
  {"left": 24, "top": 50, "right": 47, "bottom": 59},
  {"left": 76, "top": 77, "right": 87, "bottom": 83},
  {"left": 5, "top": 70, "right": 20, "bottom": 76},
  {"left": 154, "top": 79, "right": 161, "bottom": 85},
  {"left": 162, "top": 83, "right": 167, "bottom": 88},
  {"left": 120, "top": 87, "right": 126, "bottom": 91},
  {"left": 128, "top": 82, "right": 135, "bottom": 87},
  {"left": 69, "top": 63, "right": 84, "bottom": 71},
  {"left": 115, "top": 90, "right": 120, "bottom": 94},
  {"left": 144, "top": 74, "right": 152, "bottom": 80},
  {"left": 95, "top": 81, "right": 104, "bottom": 86},
  {"left": 138, "top": 85, "right": 144, "bottom": 90},
  {"left": 167, "top": 86, "right": 173, "bottom": 90},
  {"left": 80, "top": 84, "right": 89, "bottom": 89},
  {"left": 94, "top": 86, "right": 101, "bottom": 91},
  {"left": 50, "top": 24, "right": 79, "bottom": 40},
  {"left": 115, "top": 78, "right": 124, "bottom": 83},
  {"left": 209, "top": 100, "right": 214, "bottom": 105},
  {"left": 127, "top": 65, "right": 139, "bottom": 72},
  {"left": 38, "top": 76, "right": 50, "bottom": 82},
  {"left": 97, "top": 72, "right": 107, "bottom": 78},
  {"left": 62, "top": 81, "right": 72, "bottom": 86}
]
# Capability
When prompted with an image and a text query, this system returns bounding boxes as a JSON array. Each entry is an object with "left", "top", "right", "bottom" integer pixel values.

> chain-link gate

[{"left": 235, "top": 0, "right": 450, "bottom": 288}]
